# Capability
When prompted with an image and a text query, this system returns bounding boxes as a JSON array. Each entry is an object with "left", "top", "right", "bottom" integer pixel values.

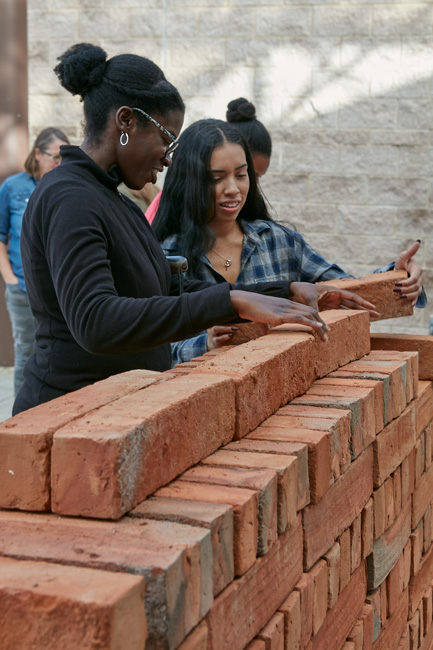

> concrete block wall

[
  {"left": 26, "top": 0, "right": 432, "bottom": 336},
  {"left": 1, "top": 298, "right": 433, "bottom": 648}
]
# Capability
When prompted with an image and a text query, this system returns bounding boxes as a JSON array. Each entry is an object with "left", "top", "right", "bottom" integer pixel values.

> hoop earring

[{"left": 120, "top": 131, "right": 129, "bottom": 146}]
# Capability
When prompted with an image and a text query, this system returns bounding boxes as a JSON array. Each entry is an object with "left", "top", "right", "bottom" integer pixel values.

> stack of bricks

[{"left": 0, "top": 274, "right": 432, "bottom": 649}]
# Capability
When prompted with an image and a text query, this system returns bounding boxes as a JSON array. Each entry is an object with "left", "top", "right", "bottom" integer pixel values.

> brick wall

[
  {"left": 26, "top": 1, "right": 432, "bottom": 336},
  {"left": 1, "top": 296, "right": 433, "bottom": 647}
]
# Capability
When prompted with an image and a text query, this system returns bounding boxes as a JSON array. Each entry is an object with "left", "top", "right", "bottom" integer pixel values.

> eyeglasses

[
  {"left": 42, "top": 151, "right": 62, "bottom": 164},
  {"left": 132, "top": 107, "right": 179, "bottom": 157}
]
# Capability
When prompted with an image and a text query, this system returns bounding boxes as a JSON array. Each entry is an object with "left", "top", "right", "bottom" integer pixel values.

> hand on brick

[
  {"left": 394, "top": 240, "right": 423, "bottom": 306},
  {"left": 207, "top": 325, "right": 239, "bottom": 350},
  {"left": 289, "top": 282, "right": 380, "bottom": 319},
  {"left": 229, "top": 290, "right": 330, "bottom": 341}
]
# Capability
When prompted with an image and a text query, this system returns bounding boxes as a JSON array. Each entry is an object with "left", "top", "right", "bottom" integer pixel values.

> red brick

[
  {"left": 310, "top": 562, "right": 367, "bottom": 650},
  {"left": 425, "top": 423, "right": 433, "bottom": 469},
  {"left": 416, "top": 381, "right": 433, "bottom": 438},
  {"left": 373, "top": 402, "right": 416, "bottom": 488},
  {"left": 245, "top": 641, "right": 266, "bottom": 650},
  {"left": 313, "top": 376, "right": 383, "bottom": 437},
  {"left": 0, "top": 556, "right": 147, "bottom": 650},
  {"left": 403, "top": 540, "right": 411, "bottom": 591},
  {"left": 384, "top": 476, "right": 395, "bottom": 529},
  {"left": 0, "top": 511, "right": 212, "bottom": 649},
  {"left": 367, "top": 497, "right": 411, "bottom": 591},
  {"left": 221, "top": 322, "right": 270, "bottom": 346},
  {"left": 51, "top": 373, "right": 236, "bottom": 519},
  {"left": 291, "top": 382, "right": 376, "bottom": 460},
  {"left": 415, "top": 435, "right": 426, "bottom": 483},
  {"left": 193, "top": 310, "right": 370, "bottom": 440},
  {"left": 386, "top": 554, "right": 405, "bottom": 617},
  {"left": 339, "top": 528, "right": 351, "bottom": 592},
  {"left": 367, "top": 350, "right": 419, "bottom": 404},
  {"left": 408, "top": 611, "right": 420, "bottom": 650},
  {"left": 423, "top": 505, "right": 432, "bottom": 554},
  {"left": 359, "top": 604, "right": 374, "bottom": 650},
  {"left": 362, "top": 498, "right": 374, "bottom": 559},
  {"left": 412, "top": 457, "right": 433, "bottom": 529},
  {"left": 156, "top": 479, "right": 258, "bottom": 577},
  {"left": 0, "top": 369, "right": 168, "bottom": 512},
  {"left": 373, "top": 588, "right": 408, "bottom": 650},
  {"left": 419, "top": 620, "right": 433, "bottom": 650},
  {"left": 257, "top": 612, "right": 285, "bottom": 650},
  {"left": 412, "top": 521, "right": 424, "bottom": 580},
  {"left": 373, "top": 484, "right": 386, "bottom": 540},
  {"left": 370, "top": 333, "right": 432, "bottom": 381},
  {"left": 409, "top": 531, "right": 433, "bottom": 619},
  {"left": 393, "top": 466, "right": 402, "bottom": 517},
  {"left": 337, "top": 351, "right": 416, "bottom": 418},
  {"left": 422, "top": 587, "right": 433, "bottom": 636},
  {"left": 266, "top": 404, "right": 352, "bottom": 478},
  {"left": 419, "top": 605, "right": 425, "bottom": 647},
  {"left": 311, "top": 559, "right": 329, "bottom": 635},
  {"left": 190, "top": 329, "right": 316, "bottom": 439},
  {"left": 129, "top": 495, "right": 234, "bottom": 597},
  {"left": 294, "top": 572, "right": 314, "bottom": 647},
  {"left": 347, "top": 621, "right": 363, "bottom": 650},
  {"left": 397, "top": 628, "right": 410, "bottom": 650},
  {"left": 227, "top": 437, "right": 310, "bottom": 511},
  {"left": 180, "top": 464, "right": 278, "bottom": 556},
  {"left": 351, "top": 513, "right": 362, "bottom": 574},
  {"left": 380, "top": 582, "right": 388, "bottom": 627},
  {"left": 278, "top": 589, "right": 301, "bottom": 650},
  {"left": 317, "top": 269, "right": 413, "bottom": 320},
  {"left": 303, "top": 446, "right": 373, "bottom": 571},
  {"left": 271, "top": 310, "right": 371, "bottom": 379},
  {"left": 325, "top": 542, "right": 341, "bottom": 609},
  {"left": 401, "top": 450, "right": 415, "bottom": 505},
  {"left": 248, "top": 424, "right": 330, "bottom": 504},
  {"left": 177, "top": 621, "right": 208, "bottom": 650},
  {"left": 206, "top": 518, "right": 302, "bottom": 650},
  {"left": 200, "top": 448, "right": 297, "bottom": 535},
  {"left": 365, "top": 590, "right": 381, "bottom": 643}
]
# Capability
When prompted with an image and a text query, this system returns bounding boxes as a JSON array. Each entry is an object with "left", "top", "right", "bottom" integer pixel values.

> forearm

[{"left": 0, "top": 242, "right": 17, "bottom": 283}]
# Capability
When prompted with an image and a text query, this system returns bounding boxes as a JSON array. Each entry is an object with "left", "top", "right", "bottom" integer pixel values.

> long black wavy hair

[
  {"left": 54, "top": 42, "right": 185, "bottom": 143},
  {"left": 152, "top": 118, "right": 273, "bottom": 275}
]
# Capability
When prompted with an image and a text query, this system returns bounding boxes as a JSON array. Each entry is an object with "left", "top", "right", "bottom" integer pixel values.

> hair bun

[
  {"left": 226, "top": 97, "right": 256, "bottom": 123},
  {"left": 54, "top": 42, "right": 107, "bottom": 97}
]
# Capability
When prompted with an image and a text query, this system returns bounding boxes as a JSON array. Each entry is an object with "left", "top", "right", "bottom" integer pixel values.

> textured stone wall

[{"left": 27, "top": 0, "right": 433, "bottom": 334}]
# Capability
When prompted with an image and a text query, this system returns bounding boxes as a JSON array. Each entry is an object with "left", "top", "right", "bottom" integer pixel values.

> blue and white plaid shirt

[{"left": 162, "top": 219, "right": 426, "bottom": 365}]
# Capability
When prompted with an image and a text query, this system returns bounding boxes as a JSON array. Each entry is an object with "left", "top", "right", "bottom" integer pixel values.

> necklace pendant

[{"left": 225, "top": 259, "right": 232, "bottom": 268}]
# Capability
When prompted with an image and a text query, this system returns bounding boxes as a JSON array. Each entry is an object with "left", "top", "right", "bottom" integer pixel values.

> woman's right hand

[{"left": 230, "top": 290, "right": 330, "bottom": 341}]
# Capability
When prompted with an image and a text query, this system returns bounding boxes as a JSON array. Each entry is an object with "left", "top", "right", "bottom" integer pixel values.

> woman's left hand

[
  {"left": 394, "top": 240, "right": 423, "bottom": 306},
  {"left": 289, "top": 282, "right": 380, "bottom": 319}
]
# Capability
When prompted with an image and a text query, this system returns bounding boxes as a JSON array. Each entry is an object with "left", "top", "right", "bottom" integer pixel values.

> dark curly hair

[
  {"left": 54, "top": 42, "right": 185, "bottom": 142},
  {"left": 226, "top": 97, "right": 272, "bottom": 159},
  {"left": 152, "top": 118, "right": 273, "bottom": 275}
]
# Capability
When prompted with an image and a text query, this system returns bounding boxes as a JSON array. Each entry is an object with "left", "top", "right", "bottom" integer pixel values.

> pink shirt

[{"left": 145, "top": 190, "right": 161, "bottom": 225}]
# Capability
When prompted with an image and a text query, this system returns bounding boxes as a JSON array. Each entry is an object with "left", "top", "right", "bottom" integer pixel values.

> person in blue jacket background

[{"left": 0, "top": 127, "right": 69, "bottom": 396}]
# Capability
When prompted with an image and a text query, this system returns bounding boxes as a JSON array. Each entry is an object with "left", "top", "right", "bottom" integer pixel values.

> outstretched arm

[
  {"left": 288, "top": 282, "right": 380, "bottom": 318},
  {"left": 229, "top": 290, "right": 331, "bottom": 341}
]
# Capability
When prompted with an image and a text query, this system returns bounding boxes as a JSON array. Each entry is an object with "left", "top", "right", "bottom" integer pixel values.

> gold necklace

[{"left": 211, "top": 235, "right": 238, "bottom": 270}]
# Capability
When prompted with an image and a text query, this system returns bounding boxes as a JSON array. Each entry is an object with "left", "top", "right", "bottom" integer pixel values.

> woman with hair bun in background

[
  {"left": 225, "top": 97, "right": 272, "bottom": 179},
  {"left": 13, "top": 43, "right": 348, "bottom": 414},
  {"left": 0, "top": 126, "right": 69, "bottom": 399}
]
